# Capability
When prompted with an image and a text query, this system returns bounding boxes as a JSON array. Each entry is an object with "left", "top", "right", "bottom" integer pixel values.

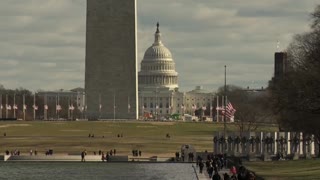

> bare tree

[
  {"left": 270, "top": 4, "right": 320, "bottom": 156},
  {"left": 216, "top": 85, "right": 274, "bottom": 135}
]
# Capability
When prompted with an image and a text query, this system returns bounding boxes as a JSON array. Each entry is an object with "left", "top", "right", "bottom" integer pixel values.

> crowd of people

[{"left": 196, "top": 153, "right": 256, "bottom": 180}]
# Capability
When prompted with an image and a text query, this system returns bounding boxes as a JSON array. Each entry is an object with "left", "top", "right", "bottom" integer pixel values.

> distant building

[
  {"left": 269, "top": 51, "right": 288, "bottom": 87},
  {"left": 138, "top": 23, "right": 214, "bottom": 120},
  {"left": 274, "top": 52, "right": 287, "bottom": 80},
  {"left": 37, "top": 88, "right": 85, "bottom": 120}
]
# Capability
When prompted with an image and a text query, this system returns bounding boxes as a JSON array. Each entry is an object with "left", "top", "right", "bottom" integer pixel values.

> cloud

[{"left": 0, "top": 0, "right": 317, "bottom": 92}]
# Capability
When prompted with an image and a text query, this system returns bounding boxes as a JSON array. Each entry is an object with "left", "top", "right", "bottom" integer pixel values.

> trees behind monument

[{"left": 269, "top": 5, "right": 320, "bottom": 144}]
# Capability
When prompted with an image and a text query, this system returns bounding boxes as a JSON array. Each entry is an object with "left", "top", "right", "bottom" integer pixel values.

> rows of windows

[
  {"left": 141, "top": 64, "right": 175, "bottom": 71},
  {"left": 142, "top": 102, "right": 211, "bottom": 109},
  {"left": 138, "top": 76, "right": 178, "bottom": 84}
]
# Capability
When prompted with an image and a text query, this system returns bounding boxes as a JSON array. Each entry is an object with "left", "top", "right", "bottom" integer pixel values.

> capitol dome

[
  {"left": 139, "top": 23, "right": 178, "bottom": 90},
  {"left": 143, "top": 45, "right": 172, "bottom": 60}
]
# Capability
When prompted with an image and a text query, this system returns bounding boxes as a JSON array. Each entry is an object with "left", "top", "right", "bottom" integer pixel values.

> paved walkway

[{"left": 193, "top": 165, "right": 232, "bottom": 180}]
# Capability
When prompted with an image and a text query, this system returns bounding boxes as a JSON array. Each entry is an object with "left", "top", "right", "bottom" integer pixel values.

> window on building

[
  {"left": 144, "top": 103, "right": 147, "bottom": 108},
  {"left": 160, "top": 103, "right": 163, "bottom": 108},
  {"left": 166, "top": 110, "right": 169, "bottom": 114},
  {"left": 166, "top": 103, "right": 169, "bottom": 108},
  {"left": 177, "top": 104, "right": 180, "bottom": 107},
  {"left": 150, "top": 103, "right": 153, "bottom": 108},
  {"left": 160, "top": 110, "right": 162, "bottom": 114}
]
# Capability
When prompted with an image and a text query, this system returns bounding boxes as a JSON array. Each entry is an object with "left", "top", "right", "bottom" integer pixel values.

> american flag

[
  {"left": 7, "top": 105, "right": 12, "bottom": 110},
  {"left": 13, "top": 104, "right": 18, "bottom": 110},
  {"left": 225, "top": 101, "right": 236, "bottom": 118},
  {"left": 33, "top": 105, "right": 38, "bottom": 110}
]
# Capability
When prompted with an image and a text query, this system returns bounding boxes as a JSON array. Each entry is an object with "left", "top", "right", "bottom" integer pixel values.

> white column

[
  {"left": 287, "top": 132, "right": 291, "bottom": 155},
  {"left": 260, "top": 132, "right": 264, "bottom": 154},
  {"left": 311, "top": 135, "right": 315, "bottom": 155},
  {"left": 274, "top": 132, "right": 277, "bottom": 155},
  {"left": 299, "top": 132, "right": 303, "bottom": 155}
]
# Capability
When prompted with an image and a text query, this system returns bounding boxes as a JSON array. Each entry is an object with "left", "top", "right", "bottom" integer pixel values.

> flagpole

[
  {"left": 23, "top": 94, "right": 25, "bottom": 120},
  {"left": 224, "top": 65, "right": 227, "bottom": 142},
  {"left": 114, "top": 91, "right": 116, "bottom": 121},
  {"left": 56, "top": 95, "right": 58, "bottom": 120},
  {"left": 13, "top": 94, "right": 16, "bottom": 119},
  {"left": 44, "top": 94, "right": 47, "bottom": 120},
  {"left": 58, "top": 93, "right": 60, "bottom": 120},
  {"left": 99, "top": 93, "right": 101, "bottom": 119},
  {"left": 0, "top": 94, "right": 2, "bottom": 119},
  {"left": 216, "top": 96, "right": 219, "bottom": 122},
  {"left": 6, "top": 94, "right": 8, "bottom": 119},
  {"left": 33, "top": 92, "right": 36, "bottom": 120}
]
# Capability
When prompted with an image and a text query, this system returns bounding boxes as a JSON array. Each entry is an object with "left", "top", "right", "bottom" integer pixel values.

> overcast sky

[{"left": 0, "top": 0, "right": 317, "bottom": 92}]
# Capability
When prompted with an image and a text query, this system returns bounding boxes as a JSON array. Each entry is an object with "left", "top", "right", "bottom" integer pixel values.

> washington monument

[{"left": 85, "top": 0, "right": 138, "bottom": 120}]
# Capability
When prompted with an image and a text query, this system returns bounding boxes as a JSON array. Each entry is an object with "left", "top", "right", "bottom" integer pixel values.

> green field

[
  {"left": 244, "top": 160, "right": 320, "bottom": 180},
  {"left": 0, "top": 121, "right": 277, "bottom": 156}
]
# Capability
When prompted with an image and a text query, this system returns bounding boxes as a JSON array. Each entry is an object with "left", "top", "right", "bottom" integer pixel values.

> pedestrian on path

[
  {"left": 199, "top": 160, "right": 204, "bottom": 174},
  {"left": 211, "top": 170, "right": 221, "bottom": 180}
]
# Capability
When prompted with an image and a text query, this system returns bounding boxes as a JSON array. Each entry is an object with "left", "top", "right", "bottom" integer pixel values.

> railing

[{"left": 191, "top": 164, "right": 199, "bottom": 180}]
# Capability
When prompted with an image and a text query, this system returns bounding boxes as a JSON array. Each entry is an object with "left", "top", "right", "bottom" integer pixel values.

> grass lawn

[
  {"left": 244, "top": 159, "right": 320, "bottom": 180},
  {"left": 0, "top": 121, "right": 277, "bottom": 156}
]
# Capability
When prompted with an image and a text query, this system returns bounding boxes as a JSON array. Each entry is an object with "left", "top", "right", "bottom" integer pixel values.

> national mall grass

[
  {"left": 0, "top": 121, "right": 277, "bottom": 156},
  {"left": 244, "top": 160, "right": 320, "bottom": 180}
]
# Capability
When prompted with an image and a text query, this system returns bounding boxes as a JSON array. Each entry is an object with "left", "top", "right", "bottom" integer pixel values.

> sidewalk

[{"left": 193, "top": 165, "right": 232, "bottom": 180}]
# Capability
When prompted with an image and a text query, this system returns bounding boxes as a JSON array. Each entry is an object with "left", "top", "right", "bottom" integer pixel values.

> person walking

[
  {"left": 81, "top": 150, "right": 87, "bottom": 162},
  {"left": 212, "top": 171, "right": 221, "bottom": 180},
  {"left": 199, "top": 160, "right": 204, "bottom": 174}
]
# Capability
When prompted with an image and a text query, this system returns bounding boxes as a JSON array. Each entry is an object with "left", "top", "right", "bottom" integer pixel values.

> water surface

[{"left": 0, "top": 162, "right": 197, "bottom": 180}]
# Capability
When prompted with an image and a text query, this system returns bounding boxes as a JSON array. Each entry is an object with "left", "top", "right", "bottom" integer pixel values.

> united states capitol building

[{"left": 138, "top": 23, "right": 214, "bottom": 119}]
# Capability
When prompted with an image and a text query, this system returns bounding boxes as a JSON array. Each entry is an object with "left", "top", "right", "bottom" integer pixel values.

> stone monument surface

[{"left": 85, "top": 0, "right": 138, "bottom": 119}]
